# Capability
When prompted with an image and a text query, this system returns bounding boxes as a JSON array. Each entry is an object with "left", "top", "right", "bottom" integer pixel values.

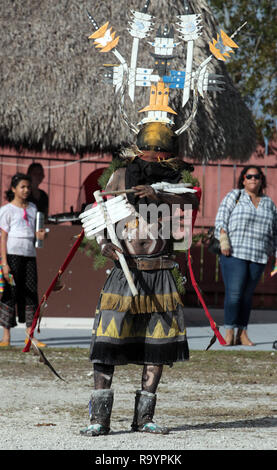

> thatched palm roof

[{"left": 0, "top": 0, "right": 256, "bottom": 161}]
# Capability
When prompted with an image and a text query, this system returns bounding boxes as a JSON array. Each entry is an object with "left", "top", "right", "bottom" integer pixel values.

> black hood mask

[{"left": 125, "top": 157, "right": 194, "bottom": 212}]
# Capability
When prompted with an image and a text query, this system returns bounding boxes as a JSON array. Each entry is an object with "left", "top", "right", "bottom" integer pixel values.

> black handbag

[
  {"left": 207, "top": 227, "right": 221, "bottom": 255},
  {"left": 207, "top": 190, "right": 241, "bottom": 256}
]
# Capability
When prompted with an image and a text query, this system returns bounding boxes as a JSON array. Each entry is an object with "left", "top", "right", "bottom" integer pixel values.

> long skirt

[
  {"left": 0, "top": 254, "right": 38, "bottom": 329},
  {"left": 89, "top": 265, "right": 189, "bottom": 366}
]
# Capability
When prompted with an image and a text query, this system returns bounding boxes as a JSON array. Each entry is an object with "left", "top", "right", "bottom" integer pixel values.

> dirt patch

[{"left": 1, "top": 347, "right": 277, "bottom": 450}]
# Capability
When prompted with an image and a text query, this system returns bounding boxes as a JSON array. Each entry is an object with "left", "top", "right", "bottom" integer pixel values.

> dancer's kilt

[{"left": 89, "top": 265, "right": 189, "bottom": 366}]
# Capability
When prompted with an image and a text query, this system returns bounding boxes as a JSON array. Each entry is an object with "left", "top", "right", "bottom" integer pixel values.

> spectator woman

[
  {"left": 215, "top": 166, "right": 277, "bottom": 346},
  {"left": 0, "top": 173, "right": 46, "bottom": 347}
]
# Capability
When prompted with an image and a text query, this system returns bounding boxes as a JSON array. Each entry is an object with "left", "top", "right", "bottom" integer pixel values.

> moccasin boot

[
  {"left": 80, "top": 389, "right": 114, "bottom": 436},
  {"left": 131, "top": 390, "right": 169, "bottom": 434}
]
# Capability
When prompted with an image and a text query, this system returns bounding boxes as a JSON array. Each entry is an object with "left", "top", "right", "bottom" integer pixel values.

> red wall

[
  {"left": 1, "top": 143, "right": 276, "bottom": 225},
  {"left": 189, "top": 143, "right": 277, "bottom": 228},
  {"left": 0, "top": 147, "right": 111, "bottom": 216},
  {"left": 0, "top": 143, "right": 276, "bottom": 314}
]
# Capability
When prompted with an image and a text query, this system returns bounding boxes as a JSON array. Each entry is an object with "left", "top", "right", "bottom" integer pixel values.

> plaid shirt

[{"left": 215, "top": 189, "right": 277, "bottom": 264}]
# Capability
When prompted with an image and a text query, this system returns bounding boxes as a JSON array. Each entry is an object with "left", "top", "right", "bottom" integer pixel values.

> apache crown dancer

[
  {"left": 79, "top": 0, "right": 243, "bottom": 435},
  {"left": 80, "top": 123, "right": 200, "bottom": 436}
]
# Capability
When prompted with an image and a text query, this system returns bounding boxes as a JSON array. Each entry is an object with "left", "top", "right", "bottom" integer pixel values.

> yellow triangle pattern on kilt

[{"left": 95, "top": 313, "right": 186, "bottom": 341}]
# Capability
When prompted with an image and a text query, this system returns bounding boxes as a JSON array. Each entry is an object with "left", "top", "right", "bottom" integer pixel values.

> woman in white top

[{"left": 0, "top": 173, "right": 46, "bottom": 347}]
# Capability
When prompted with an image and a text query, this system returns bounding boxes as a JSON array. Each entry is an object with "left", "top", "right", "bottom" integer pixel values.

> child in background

[{"left": 0, "top": 173, "right": 46, "bottom": 347}]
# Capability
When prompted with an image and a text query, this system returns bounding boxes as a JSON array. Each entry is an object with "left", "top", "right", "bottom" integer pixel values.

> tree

[{"left": 207, "top": 0, "right": 277, "bottom": 144}]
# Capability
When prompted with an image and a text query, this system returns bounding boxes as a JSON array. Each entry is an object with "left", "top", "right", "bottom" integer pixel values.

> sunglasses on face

[{"left": 244, "top": 174, "right": 261, "bottom": 180}]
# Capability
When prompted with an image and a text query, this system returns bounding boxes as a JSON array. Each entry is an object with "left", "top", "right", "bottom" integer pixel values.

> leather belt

[{"left": 125, "top": 256, "right": 177, "bottom": 271}]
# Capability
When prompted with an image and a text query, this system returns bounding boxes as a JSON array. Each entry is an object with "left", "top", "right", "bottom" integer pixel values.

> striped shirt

[{"left": 215, "top": 189, "right": 277, "bottom": 264}]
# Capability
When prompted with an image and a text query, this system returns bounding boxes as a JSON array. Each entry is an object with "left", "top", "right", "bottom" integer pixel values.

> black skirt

[
  {"left": 89, "top": 266, "right": 189, "bottom": 366},
  {"left": 0, "top": 254, "right": 38, "bottom": 328}
]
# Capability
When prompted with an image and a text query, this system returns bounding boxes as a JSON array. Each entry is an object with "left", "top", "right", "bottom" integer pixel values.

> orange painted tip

[
  {"left": 209, "top": 41, "right": 227, "bottom": 61},
  {"left": 209, "top": 29, "right": 239, "bottom": 61},
  {"left": 99, "top": 36, "right": 120, "bottom": 53},
  {"left": 220, "top": 30, "right": 239, "bottom": 48},
  {"left": 209, "top": 40, "right": 235, "bottom": 61},
  {"left": 139, "top": 104, "right": 177, "bottom": 114},
  {"left": 94, "top": 30, "right": 116, "bottom": 48},
  {"left": 88, "top": 21, "right": 109, "bottom": 39}
]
